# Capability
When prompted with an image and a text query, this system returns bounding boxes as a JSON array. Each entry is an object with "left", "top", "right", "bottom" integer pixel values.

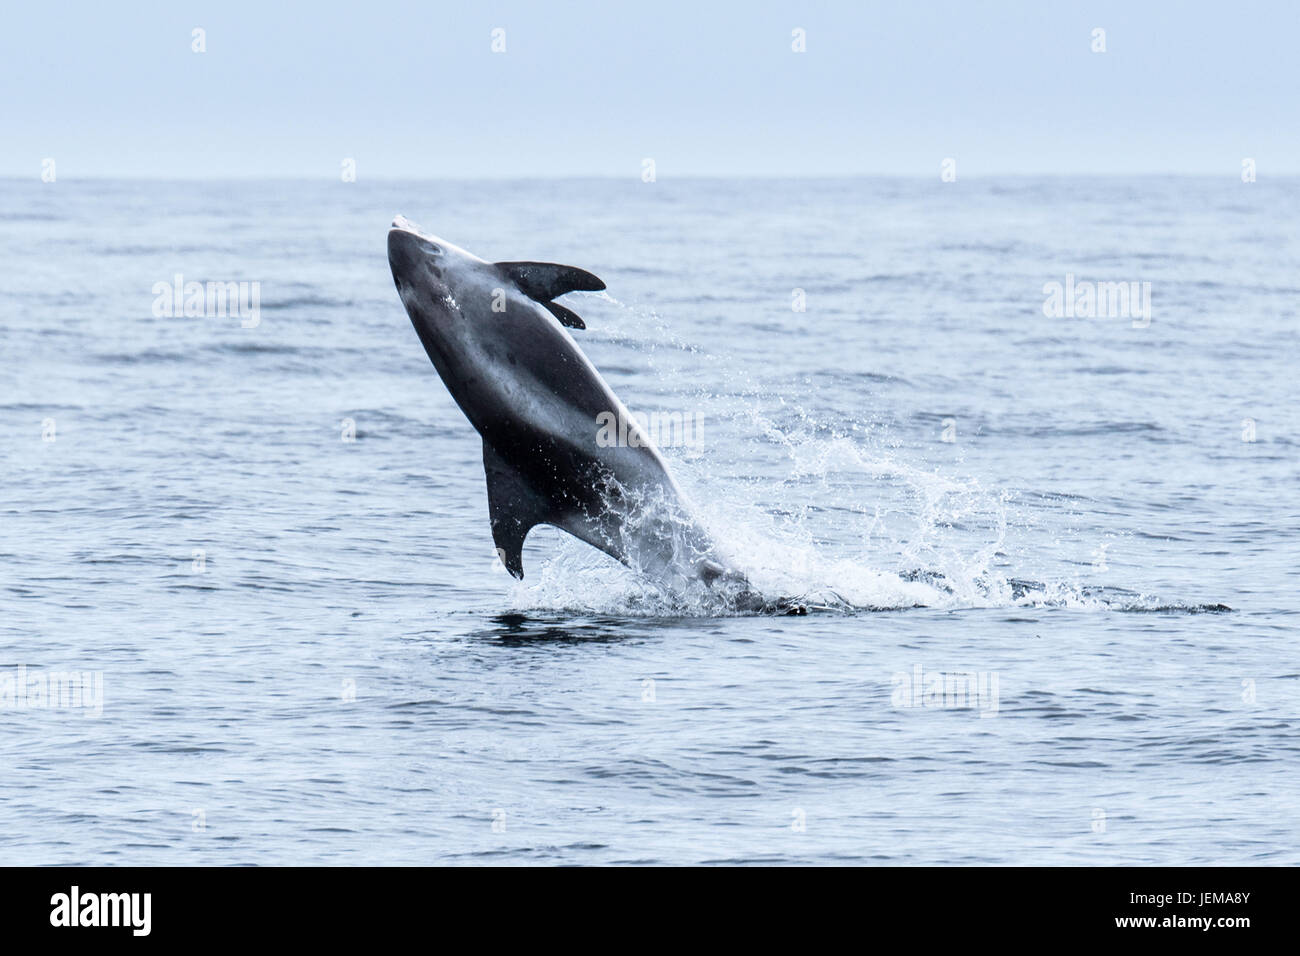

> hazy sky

[{"left": 3, "top": 0, "right": 1297, "bottom": 177}]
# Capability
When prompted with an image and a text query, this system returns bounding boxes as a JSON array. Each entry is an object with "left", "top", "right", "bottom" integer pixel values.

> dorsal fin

[
  {"left": 483, "top": 440, "right": 552, "bottom": 579},
  {"left": 495, "top": 261, "right": 605, "bottom": 302}
]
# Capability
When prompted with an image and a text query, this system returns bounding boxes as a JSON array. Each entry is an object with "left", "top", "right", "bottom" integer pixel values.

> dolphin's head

[{"left": 387, "top": 215, "right": 490, "bottom": 338}]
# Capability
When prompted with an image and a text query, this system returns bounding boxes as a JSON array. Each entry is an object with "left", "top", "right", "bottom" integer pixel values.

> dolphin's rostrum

[{"left": 387, "top": 216, "right": 802, "bottom": 613}]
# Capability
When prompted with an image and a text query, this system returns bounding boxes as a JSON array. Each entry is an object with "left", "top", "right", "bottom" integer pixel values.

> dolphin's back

[{"left": 474, "top": 300, "right": 702, "bottom": 580}]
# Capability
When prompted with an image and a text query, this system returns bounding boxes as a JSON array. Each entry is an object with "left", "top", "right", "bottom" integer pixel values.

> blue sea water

[{"left": 1, "top": 176, "right": 1297, "bottom": 864}]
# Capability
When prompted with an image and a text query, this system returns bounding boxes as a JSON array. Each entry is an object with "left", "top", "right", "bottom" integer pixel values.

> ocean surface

[{"left": 1, "top": 177, "right": 1297, "bottom": 865}]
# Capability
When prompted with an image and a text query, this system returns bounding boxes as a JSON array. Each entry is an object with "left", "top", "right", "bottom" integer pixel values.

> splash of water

[{"left": 504, "top": 294, "right": 1220, "bottom": 616}]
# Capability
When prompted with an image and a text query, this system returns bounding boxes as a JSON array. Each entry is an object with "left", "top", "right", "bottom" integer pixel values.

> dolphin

[{"left": 387, "top": 216, "right": 802, "bottom": 613}]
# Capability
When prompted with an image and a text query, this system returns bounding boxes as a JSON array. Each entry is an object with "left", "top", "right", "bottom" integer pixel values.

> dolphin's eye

[{"left": 418, "top": 239, "right": 442, "bottom": 256}]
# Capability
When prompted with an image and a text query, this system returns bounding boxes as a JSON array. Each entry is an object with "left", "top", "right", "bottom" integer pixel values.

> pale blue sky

[{"left": 3, "top": 0, "right": 1297, "bottom": 177}]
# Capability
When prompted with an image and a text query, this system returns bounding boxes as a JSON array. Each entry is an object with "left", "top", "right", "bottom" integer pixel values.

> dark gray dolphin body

[{"left": 387, "top": 216, "right": 800, "bottom": 613}]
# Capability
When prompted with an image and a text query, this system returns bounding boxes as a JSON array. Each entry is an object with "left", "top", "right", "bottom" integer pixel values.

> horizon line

[{"left": 2, "top": 171, "right": 1294, "bottom": 183}]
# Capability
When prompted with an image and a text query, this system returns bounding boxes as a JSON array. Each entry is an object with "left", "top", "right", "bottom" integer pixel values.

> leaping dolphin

[{"left": 387, "top": 216, "right": 802, "bottom": 614}]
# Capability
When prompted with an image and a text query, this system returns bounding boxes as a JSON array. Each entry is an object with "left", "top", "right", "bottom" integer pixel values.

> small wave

[
  {"left": 206, "top": 342, "right": 309, "bottom": 355},
  {"left": 259, "top": 295, "right": 356, "bottom": 311},
  {"left": 92, "top": 350, "right": 190, "bottom": 364}
]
